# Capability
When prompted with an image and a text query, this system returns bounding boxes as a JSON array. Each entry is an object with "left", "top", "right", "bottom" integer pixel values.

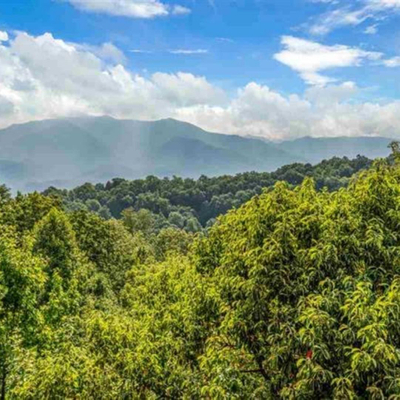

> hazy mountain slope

[
  {"left": 153, "top": 137, "right": 254, "bottom": 177},
  {"left": 0, "top": 117, "right": 298, "bottom": 191},
  {"left": 0, "top": 160, "right": 28, "bottom": 186},
  {"left": 142, "top": 118, "right": 292, "bottom": 164},
  {"left": 0, "top": 116, "right": 394, "bottom": 191},
  {"left": 0, "top": 119, "right": 111, "bottom": 186},
  {"left": 278, "top": 136, "right": 393, "bottom": 164},
  {"left": 67, "top": 117, "right": 297, "bottom": 171}
]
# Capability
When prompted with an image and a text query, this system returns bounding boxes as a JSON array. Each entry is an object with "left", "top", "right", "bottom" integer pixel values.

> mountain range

[{"left": 0, "top": 116, "right": 393, "bottom": 191}]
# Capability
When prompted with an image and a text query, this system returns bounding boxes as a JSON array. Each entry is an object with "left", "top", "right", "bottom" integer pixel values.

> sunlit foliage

[
  {"left": 1, "top": 153, "right": 400, "bottom": 398},
  {"left": 44, "top": 156, "right": 372, "bottom": 231}
]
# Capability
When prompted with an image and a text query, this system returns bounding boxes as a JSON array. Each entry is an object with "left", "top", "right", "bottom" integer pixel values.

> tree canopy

[
  {"left": 1, "top": 153, "right": 400, "bottom": 398},
  {"left": 44, "top": 155, "right": 373, "bottom": 232}
]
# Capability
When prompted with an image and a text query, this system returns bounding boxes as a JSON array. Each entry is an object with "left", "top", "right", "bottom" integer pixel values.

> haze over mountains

[{"left": 0, "top": 116, "right": 393, "bottom": 191}]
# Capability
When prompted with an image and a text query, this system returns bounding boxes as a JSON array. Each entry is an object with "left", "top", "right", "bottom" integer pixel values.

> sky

[{"left": 1, "top": 0, "right": 400, "bottom": 140}]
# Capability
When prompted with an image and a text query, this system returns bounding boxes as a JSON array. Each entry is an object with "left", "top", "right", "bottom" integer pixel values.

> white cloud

[
  {"left": 130, "top": 49, "right": 153, "bottom": 53},
  {"left": 0, "top": 31, "right": 8, "bottom": 42},
  {"left": 0, "top": 31, "right": 222, "bottom": 128},
  {"left": 383, "top": 56, "right": 400, "bottom": 67},
  {"left": 2, "top": 30, "right": 400, "bottom": 142},
  {"left": 309, "top": 7, "right": 373, "bottom": 35},
  {"left": 309, "top": 0, "right": 400, "bottom": 35},
  {"left": 151, "top": 72, "right": 226, "bottom": 106},
  {"left": 364, "top": 24, "right": 379, "bottom": 34},
  {"left": 78, "top": 42, "right": 128, "bottom": 64},
  {"left": 171, "top": 5, "right": 191, "bottom": 15},
  {"left": 368, "top": 0, "right": 400, "bottom": 9},
  {"left": 64, "top": 0, "right": 190, "bottom": 19},
  {"left": 274, "top": 36, "right": 382, "bottom": 86},
  {"left": 305, "top": 80, "right": 358, "bottom": 104},
  {"left": 176, "top": 82, "right": 400, "bottom": 140},
  {"left": 169, "top": 49, "right": 208, "bottom": 54},
  {"left": 95, "top": 42, "right": 127, "bottom": 64}
]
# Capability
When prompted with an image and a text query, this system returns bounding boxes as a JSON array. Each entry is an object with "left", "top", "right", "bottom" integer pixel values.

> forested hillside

[
  {"left": 44, "top": 155, "right": 373, "bottom": 231},
  {"left": 1, "top": 149, "right": 400, "bottom": 397}
]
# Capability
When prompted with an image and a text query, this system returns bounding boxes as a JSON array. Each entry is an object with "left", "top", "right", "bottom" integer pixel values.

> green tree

[
  {"left": 0, "top": 234, "right": 45, "bottom": 399},
  {"left": 195, "top": 161, "right": 400, "bottom": 398},
  {"left": 168, "top": 211, "right": 185, "bottom": 229},
  {"left": 32, "top": 208, "right": 88, "bottom": 325},
  {"left": 185, "top": 217, "right": 202, "bottom": 233},
  {"left": 122, "top": 208, "right": 155, "bottom": 236},
  {"left": 86, "top": 199, "right": 101, "bottom": 212},
  {"left": 70, "top": 210, "right": 152, "bottom": 292},
  {"left": 1, "top": 192, "right": 60, "bottom": 234},
  {"left": 155, "top": 227, "right": 193, "bottom": 259},
  {"left": 0, "top": 185, "right": 11, "bottom": 208}
]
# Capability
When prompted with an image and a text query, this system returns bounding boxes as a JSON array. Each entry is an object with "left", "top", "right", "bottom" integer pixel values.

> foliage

[
  {"left": 43, "top": 156, "right": 372, "bottom": 232},
  {"left": 194, "top": 159, "right": 400, "bottom": 398},
  {"left": 1, "top": 153, "right": 400, "bottom": 398}
]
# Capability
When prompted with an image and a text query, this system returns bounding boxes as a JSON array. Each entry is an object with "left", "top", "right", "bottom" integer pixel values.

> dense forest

[
  {"left": 44, "top": 155, "right": 373, "bottom": 232},
  {"left": 2, "top": 150, "right": 400, "bottom": 398}
]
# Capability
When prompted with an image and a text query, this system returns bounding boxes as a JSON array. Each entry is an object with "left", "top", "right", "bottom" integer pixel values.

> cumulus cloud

[
  {"left": 274, "top": 36, "right": 382, "bottom": 86},
  {"left": 151, "top": 72, "right": 225, "bottom": 106},
  {"left": 1, "top": 30, "right": 400, "bottom": 141},
  {"left": 175, "top": 82, "right": 400, "bottom": 140},
  {"left": 0, "top": 31, "right": 8, "bottom": 42},
  {"left": 64, "top": 0, "right": 190, "bottom": 19},
  {"left": 0, "top": 31, "right": 222, "bottom": 128},
  {"left": 77, "top": 42, "right": 128, "bottom": 64}
]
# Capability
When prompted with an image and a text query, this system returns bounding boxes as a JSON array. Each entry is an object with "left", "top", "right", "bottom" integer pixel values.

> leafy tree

[
  {"left": 70, "top": 210, "right": 150, "bottom": 292},
  {"left": 185, "top": 217, "right": 202, "bottom": 233},
  {"left": 32, "top": 209, "right": 82, "bottom": 283},
  {"left": 122, "top": 208, "right": 156, "bottom": 236},
  {"left": 1, "top": 192, "right": 60, "bottom": 234},
  {"left": 194, "top": 159, "right": 400, "bottom": 398},
  {"left": 168, "top": 211, "right": 185, "bottom": 229},
  {"left": 86, "top": 199, "right": 101, "bottom": 212},
  {"left": 98, "top": 205, "right": 112, "bottom": 220},
  {"left": 32, "top": 208, "right": 87, "bottom": 325},
  {"left": 0, "top": 234, "right": 45, "bottom": 399},
  {"left": 155, "top": 227, "right": 193, "bottom": 259}
]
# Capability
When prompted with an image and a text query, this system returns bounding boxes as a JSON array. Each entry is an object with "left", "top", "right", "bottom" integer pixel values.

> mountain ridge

[{"left": 0, "top": 116, "right": 393, "bottom": 191}]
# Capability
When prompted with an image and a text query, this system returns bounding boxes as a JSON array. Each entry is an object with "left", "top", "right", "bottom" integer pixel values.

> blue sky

[
  {"left": 0, "top": 1, "right": 307, "bottom": 91},
  {"left": 1, "top": 0, "right": 400, "bottom": 139}
]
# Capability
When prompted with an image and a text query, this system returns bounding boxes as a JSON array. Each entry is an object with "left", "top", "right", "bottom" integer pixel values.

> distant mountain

[
  {"left": 278, "top": 136, "right": 393, "bottom": 164},
  {"left": 0, "top": 116, "right": 393, "bottom": 191},
  {"left": 0, "top": 117, "right": 296, "bottom": 191}
]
